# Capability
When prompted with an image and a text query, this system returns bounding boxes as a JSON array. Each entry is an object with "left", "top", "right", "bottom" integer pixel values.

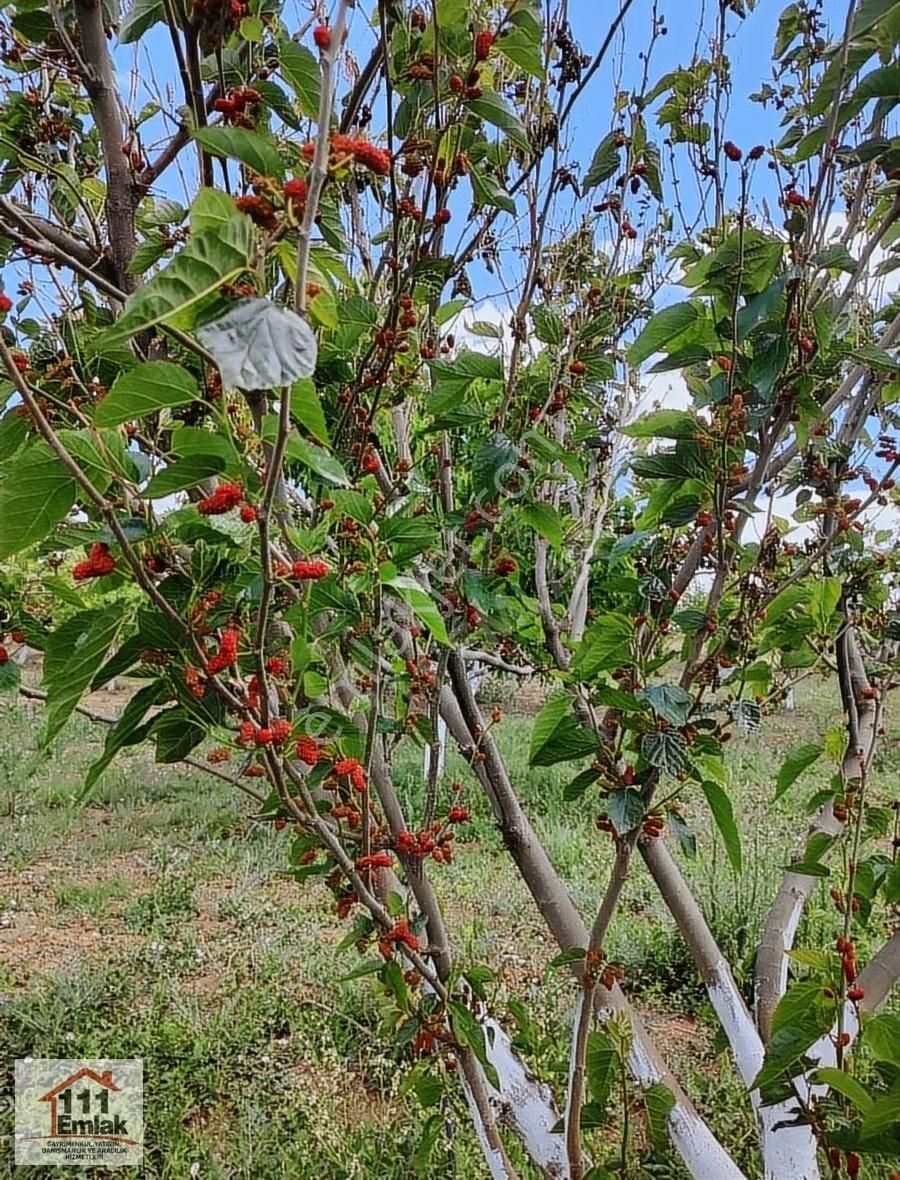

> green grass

[{"left": 0, "top": 680, "right": 897, "bottom": 1178}]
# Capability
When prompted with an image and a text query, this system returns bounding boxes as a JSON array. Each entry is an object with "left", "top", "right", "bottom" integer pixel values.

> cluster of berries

[
  {"left": 234, "top": 195, "right": 277, "bottom": 232},
  {"left": 836, "top": 936, "right": 865, "bottom": 1002},
  {"left": 197, "top": 482, "right": 244, "bottom": 516},
  {"left": 301, "top": 134, "right": 391, "bottom": 176},
  {"left": 295, "top": 735, "right": 321, "bottom": 765},
  {"left": 355, "top": 851, "right": 394, "bottom": 873},
  {"left": 288, "top": 559, "right": 330, "bottom": 580},
  {"left": 73, "top": 543, "right": 117, "bottom": 581},
  {"left": 205, "top": 626, "right": 241, "bottom": 675},
  {"left": 237, "top": 718, "right": 293, "bottom": 747},
  {"left": 283, "top": 177, "right": 308, "bottom": 216},
  {"left": 0, "top": 291, "right": 12, "bottom": 313},
  {"left": 395, "top": 822, "right": 458, "bottom": 864},
  {"left": 378, "top": 918, "right": 419, "bottom": 959},
  {"left": 333, "top": 756, "right": 367, "bottom": 792},
  {"left": 213, "top": 87, "right": 262, "bottom": 128}
]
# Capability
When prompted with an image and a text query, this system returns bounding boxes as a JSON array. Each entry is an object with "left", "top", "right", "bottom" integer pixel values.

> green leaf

[
  {"left": 428, "top": 349, "right": 502, "bottom": 393},
  {"left": 521, "top": 502, "right": 564, "bottom": 549},
  {"left": 772, "top": 980, "right": 830, "bottom": 1038},
  {"left": 813, "top": 243, "right": 857, "bottom": 273},
  {"left": 571, "top": 614, "right": 635, "bottom": 679},
  {"left": 529, "top": 693, "right": 597, "bottom": 766},
  {"left": 583, "top": 132, "right": 622, "bottom": 189},
  {"left": 101, "top": 218, "right": 253, "bottom": 343},
  {"left": 496, "top": 26, "right": 544, "bottom": 79},
  {"left": 622, "top": 409, "right": 698, "bottom": 440},
  {"left": 291, "top": 378, "right": 329, "bottom": 445},
  {"left": 43, "top": 609, "right": 126, "bottom": 745},
  {"left": 466, "top": 91, "right": 530, "bottom": 152},
  {"left": 864, "top": 1014, "right": 900, "bottom": 1065},
  {"left": 127, "top": 233, "right": 173, "bottom": 276},
  {"left": 151, "top": 708, "right": 204, "bottom": 762},
  {"left": 851, "top": 0, "right": 900, "bottom": 38},
  {"left": 469, "top": 166, "right": 517, "bottom": 214},
  {"left": 586, "top": 1030, "right": 618, "bottom": 1110},
  {"left": 531, "top": 305, "right": 565, "bottom": 345},
  {"left": 700, "top": 780, "right": 742, "bottom": 873},
  {"left": 191, "top": 188, "right": 241, "bottom": 233},
  {"left": 774, "top": 743, "right": 822, "bottom": 800},
  {"left": 83, "top": 681, "right": 162, "bottom": 794},
  {"left": 549, "top": 947, "right": 587, "bottom": 969},
  {"left": 628, "top": 303, "right": 701, "bottom": 365},
  {"left": 193, "top": 127, "right": 284, "bottom": 179},
  {"left": 119, "top": 0, "right": 164, "bottom": 42},
  {"left": 448, "top": 1001, "right": 499, "bottom": 1089},
  {"left": 639, "top": 683, "right": 692, "bottom": 726},
  {"left": 382, "top": 574, "right": 449, "bottom": 645},
  {"left": 278, "top": 38, "right": 321, "bottom": 119},
  {"left": 282, "top": 428, "right": 350, "bottom": 486},
  {"left": 94, "top": 361, "right": 199, "bottom": 426},
  {"left": 642, "top": 730, "right": 689, "bottom": 776},
  {"left": 0, "top": 444, "right": 77, "bottom": 558},
  {"left": 809, "top": 577, "right": 842, "bottom": 632},
  {"left": 196, "top": 298, "right": 317, "bottom": 391},
  {"left": 644, "top": 1083, "right": 675, "bottom": 1151},
  {"left": 812, "top": 1068, "right": 873, "bottom": 1111},
  {"left": 340, "top": 957, "right": 384, "bottom": 981},
  {"left": 143, "top": 454, "right": 227, "bottom": 498},
  {"left": 861, "top": 1088, "right": 900, "bottom": 1140},
  {"left": 606, "top": 788, "right": 645, "bottom": 834}
]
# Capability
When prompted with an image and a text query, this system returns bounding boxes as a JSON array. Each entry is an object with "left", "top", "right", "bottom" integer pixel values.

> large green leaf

[
  {"left": 260, "top": 419, "right": 349, "bottom": 485},
  {"left": 628, "top": 302, "right": 701, "bottom": 366},
  {"left": 607, "top": 788, "right": 645, "bottom": 834},
  {"left": 382, "top": 574, "right": 449, "bottom": 645},
  {"left": 774, "top": 743, "right": 822, "bottom": 800},
  {"left": 0, "top": 443, "right": 76, "bottom": 558},
  {"left": 864, "top": 1013, "right": 900, "bottom": 1065},
  {"left": 521, "top": 502, "right": 564, "bottom": 549},
  {"left": 143, "top": 454, "right": 227, "bottom": 498},
  {"left": 644, "top": 1083, "right": 676, "bottom": 1151},
  {"left": 586, "top": 1030, "right": 618, "bottom": 1110},
  {"left": 101, "top": 217, "right": 253, "bottom": 343},
  {"left": 583, "top": 132, "right": 622, "bottom": 190},
  {"left": 191, "top": 188, "right": 241, "bottom": 233},
  {"left": 291, "top": 378, "right": 330, "bottom": 445},
  {"left": 809, "top": 577, "right": 842, "bottom": 632},
  {"left": 812, "top": 1068, "right": 873, "bottom": 1112},
  {"left": 571, "top": 614, "right": 634, "bottom": 679},
  {"left": 151, "top": 707, "right": 205, "bottom": 763},
  {"left": 683, "top": 229, "right": 783, "bottom": 297},
  {"left": 94, "top": 361, "right": 199, "bottom": 426},
  {"left": 119, "top": 0, "right": 164, "bottom": 42},
  {"left": 193, "top": 127, "right": 284, "bottom": 179},
  {"left": 278, "top": 38, "right": 321, "bottom": 119},
  {"left": 641, "top": 730, "right": 689, "bottom": 775},
  {"left": 622, "top": 410, "right": 698, "bottom": 440},
  {"left": 43, "top": 608, "right": 126, "bottom": 745},
  {"left": 82, "top": 681, "right": 163, "bottom": 794},
  {"left": 700, "top": 780, "right": 742, "bottom": 873},
  {"left": 639, "top": 683, "right": 692, "bottom": 726},
  {"left": 466, "top": 91, "right": 530, "bottom": 152},
  {"left": 529, "top": 693, "right": 597, "bottom": 766}
]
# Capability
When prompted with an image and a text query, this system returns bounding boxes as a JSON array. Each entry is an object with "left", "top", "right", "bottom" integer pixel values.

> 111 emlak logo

[{"left": 15, "top": 1059, "right": 143, "bottom": 1167}]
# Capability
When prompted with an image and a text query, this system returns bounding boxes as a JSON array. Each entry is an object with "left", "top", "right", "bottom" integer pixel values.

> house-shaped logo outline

[{"left": 38, "top": 1067, "right": 123, "bottom": 1139}]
